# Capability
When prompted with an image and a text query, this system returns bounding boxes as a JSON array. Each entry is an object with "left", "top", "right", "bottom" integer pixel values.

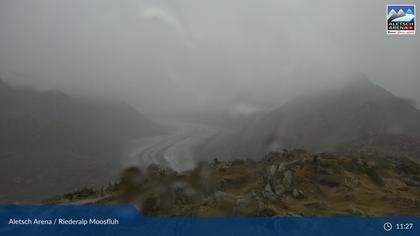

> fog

[{"left": 0, "top": 0, "right": 419, "bottom": 120}]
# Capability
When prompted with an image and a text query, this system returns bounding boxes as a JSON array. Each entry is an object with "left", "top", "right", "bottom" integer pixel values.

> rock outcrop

[{"left": 50, "top": 150, "right": 420, "bottom": 216}]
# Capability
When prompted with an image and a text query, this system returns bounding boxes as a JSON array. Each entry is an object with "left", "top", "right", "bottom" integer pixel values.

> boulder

[
  {"left": 283, "top": 170, "right": 293, "bottom": 187},
  {"left": 292, "top": 189, "right": 304, "bottom": 199}
]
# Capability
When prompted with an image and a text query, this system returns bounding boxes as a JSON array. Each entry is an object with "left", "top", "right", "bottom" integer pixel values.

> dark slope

[
  {"left": 204, "top": 78, "right": 420, "bottom": 159},
  {"left": 0, "top": 79, "right": 163, "bottom": 202}
]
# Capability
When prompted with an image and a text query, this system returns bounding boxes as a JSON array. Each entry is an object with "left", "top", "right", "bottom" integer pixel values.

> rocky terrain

[{"left": 48, "top": 150, "right": 420, "bottom": 216}]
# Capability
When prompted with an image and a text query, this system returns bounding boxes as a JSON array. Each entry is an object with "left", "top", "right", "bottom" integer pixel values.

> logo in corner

[{"left": 387, "top": 4, "right": 415, "bottom": 35}]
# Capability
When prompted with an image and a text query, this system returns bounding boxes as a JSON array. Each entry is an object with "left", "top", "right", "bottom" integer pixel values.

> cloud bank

[{"left": 0, "top": 0, "right": 419, "bottom": 118}]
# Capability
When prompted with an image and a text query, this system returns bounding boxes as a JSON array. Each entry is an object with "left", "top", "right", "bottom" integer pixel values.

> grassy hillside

[{"left": 48, "top": 150, "right": 420, "bottom": 216}]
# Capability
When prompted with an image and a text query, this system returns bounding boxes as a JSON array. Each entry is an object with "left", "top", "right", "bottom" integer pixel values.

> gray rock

[
  {"left": 214, "top": 191, "right": 228, "bottom": 202},
  {"left": 292, "top": 189, "right": 304, "bottom": 199},
  {"left": 234, "top": 196, "right": 252, "bottom": 214},
  {"left": 264, "top": 184, "right": 273, "bottom": 194},
  {"left": 283, "top": 170, "right": 293, "bottom": 187},
  {"left": 320, "top": 167, "right": 335, "bottom": 175},
  {"left": 262, "top": 184, "right": 276, "bottom": 200},
  {"left": 172, "top": 182, "right": 196, "bottom": 205},
  {"left": 273, "top": 184, "right": 286, "bottom": 195},
  {"left": 344, "top": 176, "right": 360, "bottom": 188},
  {"left": 141, "top": 195, "right": 161, "bottom": 214},
  {"left": 268, "top": 165, "right": 276, "bottom": 176},
  {"left": 277, "top": 163, "right": 286, "bottom": 172},
  {"left": 404, "top": 179, "right": 420, "bottom": 187}
]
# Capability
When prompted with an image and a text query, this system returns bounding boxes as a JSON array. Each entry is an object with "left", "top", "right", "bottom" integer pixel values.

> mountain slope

[
  {"left": 0, "top": 79, "right": 163, "bottom": 202},
  {"left": 203, "top": 78, "right": 420, "bottom": 159}
]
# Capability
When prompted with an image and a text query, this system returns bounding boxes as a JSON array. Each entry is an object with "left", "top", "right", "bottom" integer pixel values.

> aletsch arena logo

[{"left": 387, "top": 4, "right": 416, "bottom": 35}]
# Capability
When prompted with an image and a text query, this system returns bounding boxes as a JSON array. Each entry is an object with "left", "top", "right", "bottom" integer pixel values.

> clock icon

[{"left": 384, "top": 222, "right": 393, "bottom": 232}]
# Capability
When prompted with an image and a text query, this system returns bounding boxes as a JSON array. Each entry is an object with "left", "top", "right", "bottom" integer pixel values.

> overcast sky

[{"left": 0, "top": 0, "right": 419, "bottom": 118}]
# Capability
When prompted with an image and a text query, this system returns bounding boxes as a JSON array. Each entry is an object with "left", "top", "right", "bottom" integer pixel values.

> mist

[{"left": 0, "top": 0, "right": 419, "bottom": 120}]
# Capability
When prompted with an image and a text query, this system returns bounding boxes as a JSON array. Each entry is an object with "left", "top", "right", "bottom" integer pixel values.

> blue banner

[{"left": 0, "top": 205, "right": 418, "bottom": 236}]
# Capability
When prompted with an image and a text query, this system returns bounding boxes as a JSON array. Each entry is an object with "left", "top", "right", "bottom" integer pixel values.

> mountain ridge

[
  {"left": 200, "top": 78, "right": 420, "bottom": 160},
  {"left": 0, "top": 78, "right": 164, "bottom": 202}
]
